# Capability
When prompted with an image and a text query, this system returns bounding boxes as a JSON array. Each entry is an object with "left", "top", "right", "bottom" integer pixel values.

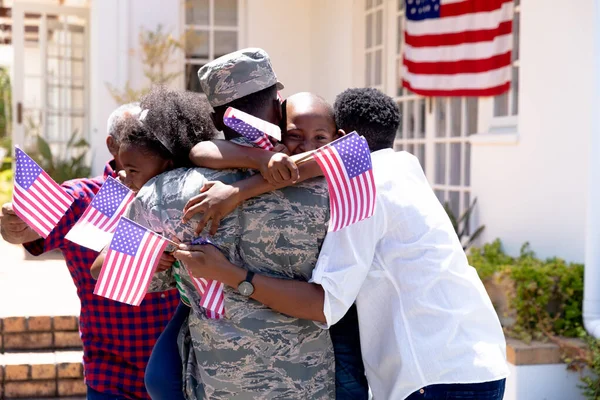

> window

[
  {"left": 364, "top": 0, "right": 386, "bottom": 92},
  {"left": 393, "top": 0, "right": 426, "bottom": 171},
  {"left": 184, "top": 0, "right": 240, "bottom": 92},
  {"left": 366, "top": 0, "right": 475, "bottom": 216},
  {"left": 493, "top": 0, "right": 520, "bottom": 117}
]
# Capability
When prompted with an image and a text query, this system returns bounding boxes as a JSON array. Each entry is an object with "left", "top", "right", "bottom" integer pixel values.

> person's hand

[
  {"left": 182, "top": 181, "right": 241, "bottom": 236},
  {"left": 173, "top": 243, "right": 230, "bottom": 281},
  {"left": 156, "top": 252, "right": 176, "bottom": 272},
  {"left": 259, "top": 152, "right": 299, "bottom": 186},
  {"left": 0, "top": 203, "right": 40, "bottom": 244}
]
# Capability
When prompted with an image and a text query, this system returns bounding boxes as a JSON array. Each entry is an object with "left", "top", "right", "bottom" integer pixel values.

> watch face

[{"left": 238, "top": 281, "right": 254, "bottom": 296}]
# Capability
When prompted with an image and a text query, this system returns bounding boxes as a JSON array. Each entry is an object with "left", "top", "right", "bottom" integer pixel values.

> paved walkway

[{"left": 0, "top": 240, "right": 79, "bottom": 317}]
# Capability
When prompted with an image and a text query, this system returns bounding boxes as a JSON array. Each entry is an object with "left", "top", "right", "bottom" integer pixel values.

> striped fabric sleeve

[{"left": 173, "top": 261, "right": 192, "bottom": 306}]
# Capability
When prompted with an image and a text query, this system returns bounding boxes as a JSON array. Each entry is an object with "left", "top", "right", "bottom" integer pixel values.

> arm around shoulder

[{"left": 189, "top": 140, "right": 271, "bottom": 170}]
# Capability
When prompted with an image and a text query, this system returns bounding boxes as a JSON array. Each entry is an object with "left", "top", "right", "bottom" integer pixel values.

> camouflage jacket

[{"left": 125, "top": 152, "right": 335, "bottom": 399}]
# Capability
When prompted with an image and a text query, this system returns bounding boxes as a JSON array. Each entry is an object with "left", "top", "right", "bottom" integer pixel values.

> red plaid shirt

[{"left": 24, "top": 161, "right": 179, "bottom": 399}]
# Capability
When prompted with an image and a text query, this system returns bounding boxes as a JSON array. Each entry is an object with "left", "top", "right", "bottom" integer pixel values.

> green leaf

[
  {"left": 443, "top": 201, "right": 458, "bottom": 234},
  {"left": 66, "top": 130, "right": 78, "bottom": 148},
  {"left": 36, "top": 135, "right": 54, "bottom": 171},
  {"left": 72, "top": 138, "right": 89, "bottom": 149},
  {"left": 458, "top": 197, "right": 478, "bottom": 225}
]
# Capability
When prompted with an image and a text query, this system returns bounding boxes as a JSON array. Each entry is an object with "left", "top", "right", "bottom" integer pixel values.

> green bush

[
  {"left": 28, "top": 132, "right": 91, "bottom": 183},
  {"left": 469, "top": 240, "right": 598, "bottom": 399},
  {"left": 470, "top": 239, "right": 584, "bottom": 340},
  {"left": 0, "top": 167, "right": 12, "bottom": 205}
]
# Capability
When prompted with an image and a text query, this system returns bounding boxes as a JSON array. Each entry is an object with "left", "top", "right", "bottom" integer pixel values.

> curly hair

[
  {"left": 115, "top": 113, "right": 172, "bottom": 161},
  {"left": 333, "top": 88, "right": 400, "bottom": 152},
  {"left": 136, "top": 86, "right": 218, "bottom": 167}
]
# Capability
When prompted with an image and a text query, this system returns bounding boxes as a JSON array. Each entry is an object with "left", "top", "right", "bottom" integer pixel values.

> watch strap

[{"left": 245, "top": 270, "right": 255, "bottom": 284}]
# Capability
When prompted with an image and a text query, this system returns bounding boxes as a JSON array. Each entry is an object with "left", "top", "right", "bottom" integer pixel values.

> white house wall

[
  {"left": 89, "top": 0, "right": 181, "bottom": 175},
  {"left": 471, "top": 0, "right": 593, "bottom": 263},
  {"left": 244, "top": 0, "right": 313, "bottom": 99},
  {"left": 245, "top": 0, "right": 357, "bottom": 103},
  {"left": 307, "top": 0, "right": 356, "bottom": 103}
]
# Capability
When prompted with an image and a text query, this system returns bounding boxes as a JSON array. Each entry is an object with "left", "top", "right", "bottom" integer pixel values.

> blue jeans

[
  {"left": 144, "top": 301, "right": 190, "bottom": 400},
  {"left": 405, "top": 378, "right": 506, "bottom": 400},
  {"left": 329, "top": 304, "right": 369, "bottom": 400},
  {"left": 86, "top": 386, "right": 128, "bottom": 400}
]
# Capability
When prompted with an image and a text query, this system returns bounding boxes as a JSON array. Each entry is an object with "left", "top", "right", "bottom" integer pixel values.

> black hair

[
  {"left": 213, "top": 84, "right": 278, "bottom": 116},
  {"left": 137, "top": 86, "right": 218, "bottom": 167},
  {"left": 117, "top": 114, "right": 172, "bottom": 160},
  {"left": 333, "top": 88, "right": 400, "bottom": 152}
]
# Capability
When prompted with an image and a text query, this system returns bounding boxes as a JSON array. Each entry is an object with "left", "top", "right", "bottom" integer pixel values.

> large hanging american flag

[
  {"left": 223, "top": 107, "right": 281, "bottom": 150},
  {"left": 401, "top": 0, "right": 514, "bottom": 96},
  {"left": 313, "top": 132, "right": 376, "bottom": 232},
  {"left": 65, "top": 176, "right": 134, "bottom": 251},
  {"left": 94, "top": 217, "right": 168, "bottom": 306},
  {"left": 12, "top": 146, "right": 74, "bottom": 238}
]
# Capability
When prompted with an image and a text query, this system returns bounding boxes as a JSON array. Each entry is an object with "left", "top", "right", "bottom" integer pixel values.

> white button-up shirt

[{"left": 311, "top": 149, "right": 509, "bottom": 400}]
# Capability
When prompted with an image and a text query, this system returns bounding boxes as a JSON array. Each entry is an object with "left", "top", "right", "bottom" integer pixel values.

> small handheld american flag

[
  {"left": 186, "top": 237, "right": 224, "bottom": 319},
  {"left": 94, "top": 217, "right": 169, "bottom": 306},
  {"left": 313, "top": 132, "right": 376, "bottom": 232},
  {"left": 223, "top": 107, "right": 281, "bottom": 150},
  {"left": 65, "top": 176, "right": 135, "bottom": 251},
  {"left": 12, "top": 146, "right": 74, "bottom": 238}
]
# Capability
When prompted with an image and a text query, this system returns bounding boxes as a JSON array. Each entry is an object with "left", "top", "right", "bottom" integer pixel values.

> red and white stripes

[{"left": 402, "top": 0, "right": 514, "bottom": 96}]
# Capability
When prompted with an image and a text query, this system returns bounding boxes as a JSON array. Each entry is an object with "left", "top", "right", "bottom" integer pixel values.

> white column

[
  {"left": 584, "top": 0, "right": 600, "bottom": 338},
  {"left": 89, "top": 0, "right": 129, "bottom": 175}
]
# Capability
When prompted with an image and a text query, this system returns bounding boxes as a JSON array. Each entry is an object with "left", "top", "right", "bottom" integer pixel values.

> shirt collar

[{"left": 103, "top": 160, "right": 118, "bottom": 179}]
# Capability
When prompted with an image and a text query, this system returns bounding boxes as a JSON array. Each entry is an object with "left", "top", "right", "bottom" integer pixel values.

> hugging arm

[
  {"left": 189, "top": 140, "right": 299, "bottom": 185},
  {"left": 173, "top": 244, "right": 326, "bottom": 322},
  {"left": 183, "top": 155, "right": 323, "bottom": 235}
]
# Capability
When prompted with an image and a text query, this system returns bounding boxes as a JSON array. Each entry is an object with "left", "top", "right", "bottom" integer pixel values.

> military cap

[{"left": 198, "top": 48, "right": 284, "bottom": 107}]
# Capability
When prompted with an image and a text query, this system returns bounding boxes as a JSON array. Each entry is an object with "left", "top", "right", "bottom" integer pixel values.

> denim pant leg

[
  {"left": 405, "top": 378, "right": 506, "bottom": 400},
  {"left": 329, "top": 304, "right": 369, "bottom": 400},
  {"left": 144, "top": 301, "right": 190, "bottom": 400}
]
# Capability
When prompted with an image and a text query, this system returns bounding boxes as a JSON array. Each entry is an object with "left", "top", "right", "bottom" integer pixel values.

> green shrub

[
  {"left": 469, "top": 240, "right": 597, "bottom": 399},
  {"left": 28, "top": 132, "right": 91, "bottom": 183},
  {"left": 470, "top": 239, "right": 584, "bottom": 340},
  {"left": 0, "top": 167, "right": 12, "bottom": 205}
]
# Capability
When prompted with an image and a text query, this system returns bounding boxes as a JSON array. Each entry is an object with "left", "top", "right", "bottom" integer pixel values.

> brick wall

[{"left": 0, "top": 316, "right": 85, "bottom": 398}]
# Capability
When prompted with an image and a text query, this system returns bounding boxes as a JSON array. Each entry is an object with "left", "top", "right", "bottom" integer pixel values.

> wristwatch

[{"left": 237, "top": 271, "right": 255, "bottom": 297}]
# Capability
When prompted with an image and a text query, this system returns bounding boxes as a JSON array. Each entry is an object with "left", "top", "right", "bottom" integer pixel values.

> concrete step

[
  {"left": 1, "top": 316, "right": 82, "bottom": 352},
  {"left": 0, "top": 350, "right": 85, "bottom": 398},
  {"left": 0, "top": 241, "right": 80, "bottom": 319}
]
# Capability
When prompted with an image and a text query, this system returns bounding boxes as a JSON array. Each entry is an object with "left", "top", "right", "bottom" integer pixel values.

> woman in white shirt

[{"left": 174, "top": 87, "right": 509, "bottom": 400}]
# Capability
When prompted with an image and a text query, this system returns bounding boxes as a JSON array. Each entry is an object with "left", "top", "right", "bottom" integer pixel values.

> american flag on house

[
  {"left": 12, "top": 146, "right": 74, "bottom": 238},
  {"left": 313, "top": 132, "right": 376, "bottom": 232},
  {"left": 65, "top": 176, "right": 134, "bottom": 251},
  {"left": 94, "top": 217, "right": 168, "bottom": 306},
  {"left": 223, "top": 107, "right": 281, "bottom": 150},
  {"left": 401, "top": 0, "right": 514, "bottom": 96}
]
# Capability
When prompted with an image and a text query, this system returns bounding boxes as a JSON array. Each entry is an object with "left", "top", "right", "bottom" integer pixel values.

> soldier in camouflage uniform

[{"left": 127, "top": 49, "right": 335, "bottom": 399}]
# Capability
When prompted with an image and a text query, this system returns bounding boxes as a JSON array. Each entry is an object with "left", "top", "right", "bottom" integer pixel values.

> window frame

[
  {"left": 181, "top": 0, "right": 245, "bottom": 92},
  {"left": 359, "top": 0, "right": 475, "bottom": 218},
  {"left": 485, "top": 0, "right": 520, "bottom": 139}
]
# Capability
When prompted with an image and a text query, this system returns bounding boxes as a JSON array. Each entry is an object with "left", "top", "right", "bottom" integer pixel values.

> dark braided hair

[{"left": 134, "top": 86, "right": 218, "bottom": 167}]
